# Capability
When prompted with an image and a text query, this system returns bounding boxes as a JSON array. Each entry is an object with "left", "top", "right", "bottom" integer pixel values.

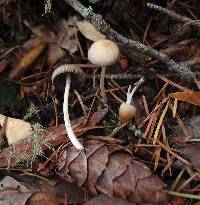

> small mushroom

[
  {"left": 119, "top": 78, "right": 145, "bottom": 123},
  {"left": 88, "top": 39, "right": 119, "bottom": 103},
  {"left": 52, "top": 64, "right": 85, "bottom": 150}
]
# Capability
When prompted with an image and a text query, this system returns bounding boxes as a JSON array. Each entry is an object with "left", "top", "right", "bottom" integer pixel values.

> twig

[
  {"left": 147, "top": 3, "right": 200, "bottom": 30},
  {"left": 64, "top": 0, "right": 193, "bottom": 79},
  {"left": 86, "top": 74, "right": 141, "bottom": 80},
  {"left": 147, "top": 3, "right": 190, "bottom": 22}
]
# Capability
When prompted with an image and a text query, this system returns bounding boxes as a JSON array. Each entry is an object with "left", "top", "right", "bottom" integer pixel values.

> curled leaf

[{"left": 169, "top": 89, "right": 200, "bottom": 106}]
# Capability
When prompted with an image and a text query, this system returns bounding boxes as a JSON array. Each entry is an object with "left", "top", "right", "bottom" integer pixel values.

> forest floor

[{"left": 0, "top": 0, "right": 200, "bottom": 204}]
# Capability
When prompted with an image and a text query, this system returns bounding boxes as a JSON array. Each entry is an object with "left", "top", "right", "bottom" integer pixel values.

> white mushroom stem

[
  {"left": 126, "top": 77, "right": 145, "bottom": 104},
  {"left": 63, "top": 75, "right": 84, "bottom": 150},
  {"left": 100, "top": 66, "right": 107, "bottom": 104}
]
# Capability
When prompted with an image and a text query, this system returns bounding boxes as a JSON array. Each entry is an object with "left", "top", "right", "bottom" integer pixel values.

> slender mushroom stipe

[{"left": 52, "top": 64, "right": 85, "bottom": 150}]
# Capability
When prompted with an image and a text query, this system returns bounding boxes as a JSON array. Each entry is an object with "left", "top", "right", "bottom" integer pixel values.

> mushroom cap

[
  {"left": 51, "top": 64, "right": 85, "bottom": 90},
  {"left": 88, "top": 39, "right": 119, "bottom": 66},
  {"left": 119, "top": 102, "right": 136, "bottom": 123}
]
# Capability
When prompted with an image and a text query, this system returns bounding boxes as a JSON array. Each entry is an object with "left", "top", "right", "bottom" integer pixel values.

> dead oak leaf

[{"left": 169, "top": 89, "right": 200, "bottom": 106}]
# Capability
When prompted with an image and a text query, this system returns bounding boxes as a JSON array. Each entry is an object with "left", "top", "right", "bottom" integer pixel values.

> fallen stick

[{"left": 64, "top": 0, "right": 193, "bottom": 79}]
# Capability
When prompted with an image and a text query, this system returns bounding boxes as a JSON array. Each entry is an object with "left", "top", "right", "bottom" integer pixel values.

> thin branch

[
  {"left": 147, "top": 3, "right": 190, "bottom": 22},
  {"left": 147, "top": 3, "right": 200, "bottom": 30},
  {"left": 64, "top": 0, "right": 193, "bottom": 79}
]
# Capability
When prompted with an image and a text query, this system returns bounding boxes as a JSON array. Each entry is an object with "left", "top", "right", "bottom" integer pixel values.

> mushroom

[
  {"left": 119, "top": 78, "right": 145, "bottom": 123},
  {"left": 51, "top": 64, "right": 85, "bottom": 150},
  {"left": 88, "top": 39, "right": 119, "bottom": 103}
]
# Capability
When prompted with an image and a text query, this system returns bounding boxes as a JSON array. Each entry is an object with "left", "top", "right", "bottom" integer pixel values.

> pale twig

[
  {"left": 147, "top": 3, "right": 200, "bottom": 30},
  {"left": 147, "top": 3, "right": 190, "bottom": 22},
  {"left": 63, "top": 0, "right": 193, "bottom": 79}
]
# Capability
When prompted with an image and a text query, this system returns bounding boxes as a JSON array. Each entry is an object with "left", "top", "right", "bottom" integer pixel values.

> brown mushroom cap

[
  {"left": 51, "top": 64, "right": 85, "bottom": 90},
  {"left": 88, "top": 39, "right": 120, "bottom": 66},
  {"left": 119, "top": 103, "right": 136, "bottom": 123}
]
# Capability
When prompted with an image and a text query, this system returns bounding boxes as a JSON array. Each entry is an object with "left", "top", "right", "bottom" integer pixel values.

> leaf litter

[{"left": 0, "top": 0, "right": 200, "bottom": 204}]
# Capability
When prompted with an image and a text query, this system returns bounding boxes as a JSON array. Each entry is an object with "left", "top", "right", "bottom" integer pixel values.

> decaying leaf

[
  {"left": 9, "top": 42, "right": 46, "bottom": 80},
  {"left": 173, "top": 115, "right": 200, "bottom": 141},
  {"left": 56, "top": 140, "right": 167, "bottom": 204},
  {"left": 76, "top": 20, "right": 106, "bottom": 42},
  {"left": 0, "top": 114, "right": 32, "bottom": 145},
  {"left": 169, "top": 89, "right": 200, "bottom": 106},
  {"left": 179, "top": 144, "right": 200, "bottom": 169},
  {"left": 163, "top": 39, "right": 200, "bottom": 61},
  {"left": 0, "top": 176, "right": 32, "bottom": 205},
  {"left": 0, "top": 176, "right": 63, "bottom": 205},
  {"left": 46, "top": 43, "right": 65, "bottom": 66},
  {"left": 58, "top": 20, "right": 78, "bottom": 54},
  {"left": 23, "top": 20, "right": 57, "bottom": 43},
  {"left": 26, "top": 192, "right": 63, "bottom": 205}
]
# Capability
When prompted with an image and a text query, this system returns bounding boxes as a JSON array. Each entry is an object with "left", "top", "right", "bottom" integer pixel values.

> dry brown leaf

[
  {"left": 57, "top": 140, "right": 167, "bottom": 204},
  {"left": 46, "top": 43, "right": 66, "bottom": 66},
  {"left": 23, "top": 20, "right": 57, "bottom": 43},
  {"left": 173, "top": 115, "right": 200, "bottom": 141},
  {"left": 163, "top": 39, "right": 200, "bottom": 61},
  {"left": 77, "top": 20, "right": 106, "bottom": 42},
  {"left": 9, "top": 42, "right": 46, "bottom": 79},
  {"left": 26, "top": 192, "right": 63, "bottom": 205},
  {"left": 179, "top": 144, "right": 200, "bottom": 169},
  {"left": 169, "top": 89, "right": 200, "bottom": 106},
  {"left": 0, "top": 176, "right": 32, "bottom": 205}
]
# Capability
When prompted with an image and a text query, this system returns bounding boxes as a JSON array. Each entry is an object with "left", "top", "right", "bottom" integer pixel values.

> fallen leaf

[
  {"left": 23, "top": 20, "right": 57, "bottom": 43},
  {"left": 0, "top": 176, "right": 32, "bottom": 205},
  {"left": 0, "top": 114, "right": 32, "bottom": 145},
  {"left": 57, "top": 140, "right": 167, "bottom": 204},
  {"left": 46, "top": 43, "right": 65, "bottom": 66},
  {"left": 169, "top": 89, "right": 200, "bottom": 106},
  {"left": 26, "top": 192, "right": 63, "bottom": 205},
  {"left": 59, "top": 26, "right": 78, "bottom": 54},
  {"left": 173, "top": 115, "right": 200, "bottom": 141},
  {"left": 9, "top": 42, "right": 46, "bottom": 80},
  {"left": 76, "top": 20, "right": 106, "bottom": 42},
  {"left": 179, "top": 144, "right": 200, "bottom": 169},
  {"left": 163, "top": 39, "right": 200, "bottom": 62}
]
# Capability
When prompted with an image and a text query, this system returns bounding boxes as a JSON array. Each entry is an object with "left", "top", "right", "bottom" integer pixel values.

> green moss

[
  {"left": 103, "top": 112, "right": 119, "bottom": 135},
  {"left": 0, "top": 79, "right": 26, "bottom": 116}
]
